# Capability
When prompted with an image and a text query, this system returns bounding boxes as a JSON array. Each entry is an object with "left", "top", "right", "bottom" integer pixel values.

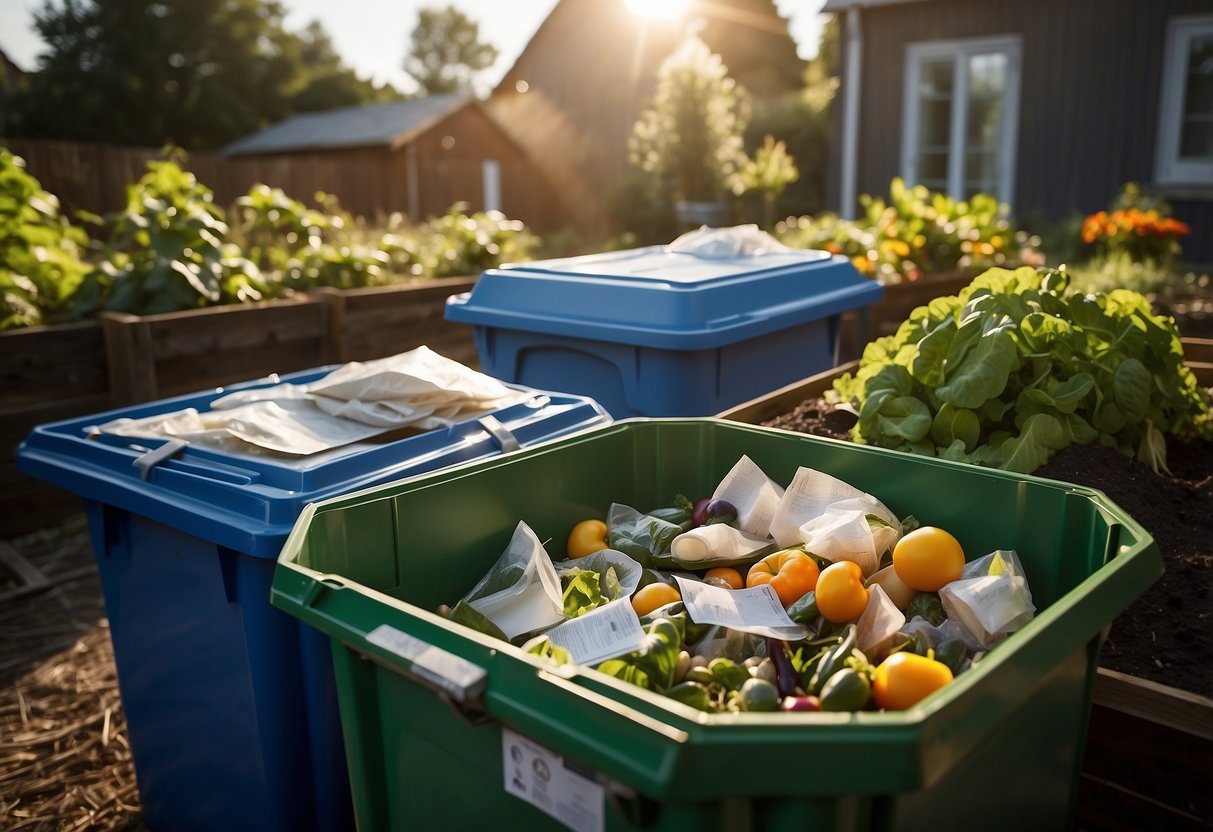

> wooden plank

[
  {"left": 1077, "top": 701, "right": 1212, "bottom": 829},
  {"left": 336, "top": 278, "right": 478, "bottom": 362},
  {"left": 1092, "top": 667, "right": 1213, "bottom": 740},
  {"left": 0, "top": 321, "right": 108, "bottom": 411}
]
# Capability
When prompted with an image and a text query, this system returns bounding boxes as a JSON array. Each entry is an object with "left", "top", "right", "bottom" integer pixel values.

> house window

[
  {"left": 1155, "top": 14, "right": 1213, "bottom": 186},
  {"left": 902, "top": 36, "right": 1022, "bottom": 206}
]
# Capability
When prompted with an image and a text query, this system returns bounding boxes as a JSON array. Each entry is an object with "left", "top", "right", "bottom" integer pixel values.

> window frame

[
  {"left": 901, "top": 34, "right": 1023, "bottom": 207},
  {"left": 1154, "top": 14, "right": 1213, "bottom": 186}
]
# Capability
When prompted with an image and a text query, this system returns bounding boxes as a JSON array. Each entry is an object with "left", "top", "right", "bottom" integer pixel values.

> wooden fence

[
  {"left": 1, "top": 277, "right": 478, "bottom": 538},
  {"left": 1, "top": 137, "right": 559, "bottom": 227}
]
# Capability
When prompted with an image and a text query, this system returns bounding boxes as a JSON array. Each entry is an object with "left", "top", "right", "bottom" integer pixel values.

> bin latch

[
  {"left": 479, "top": 414, "right": 521, "bottom": 453},
  {"left": 366, "top": 624, "right": 488, "bottom": 711},
  {"left": 132, "top": 438, "right": 189, "bottom": 481}
]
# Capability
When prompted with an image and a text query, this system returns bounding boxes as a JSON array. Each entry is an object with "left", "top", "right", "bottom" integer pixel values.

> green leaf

[
  {"left": 560, "top": 569, "right": 604, "bottom": 619},
  {"left": 1024, "top": 373, "right": 1095, "bottom": 414},
  {"left": 450, "top": 600, "right": 508, "bottom": 642},
  {"left": 999, "top": 413, "right": 1067, "bottom": 473},
  {"left": 930, "top": 403, "right": 981, "bottom": 452},
  {"left": 938, "top": 324, "right": 1019, "bottom": 409},
  {"left": 1112, "top": 358, "right": 1151, "bottom": 424},
  {"left": 875, "top": 395, "right": 933, "bottom": 443}
]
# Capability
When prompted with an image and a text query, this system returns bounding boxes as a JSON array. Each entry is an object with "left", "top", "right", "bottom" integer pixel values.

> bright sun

[{"left": 624, "top": 0, "right": 692, "bottom": 20}]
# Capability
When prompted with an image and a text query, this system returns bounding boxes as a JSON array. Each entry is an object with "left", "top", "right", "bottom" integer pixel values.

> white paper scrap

[
  {"left": 542, "top": 598, "right": 646, "bottom": 666},
  {"left": 711, "top": 455, "right": 785, "bottom": 538},
  {"left": 673, "top": 576, "right": 808, "bottom": 641},
  {"left": 503, "top": 728, "right": 605, "bottom": 832}
]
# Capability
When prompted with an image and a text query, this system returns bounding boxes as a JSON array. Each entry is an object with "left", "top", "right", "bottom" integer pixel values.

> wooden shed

[
  {"left": 220, "top": 94, "right": 564, "bottom": 229},
  {"left": 823, "top": 0, "right": 1213, "bottom": 264}
]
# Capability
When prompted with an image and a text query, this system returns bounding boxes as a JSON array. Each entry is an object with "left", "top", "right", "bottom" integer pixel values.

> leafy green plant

[
  {"left": 830, "top": 266, "right": 1212, "bottom": 474},
  {"left": 779, "top": 178, "right": 1042, "bottom": 284},
  {"left": 230, "top": 184, "right": 332, "bottom": 273},
  {"left": 72, "top": 157, "right": 272, "bottom": 317},
  {"left": 418, "top": 203, "right": 538, "bottom": 278},
  {"left": 0, "top": 149, "right": 90, "bottom": 329},
  {"left": 734, "top": 135, "right": 799, "bottom": 229}
]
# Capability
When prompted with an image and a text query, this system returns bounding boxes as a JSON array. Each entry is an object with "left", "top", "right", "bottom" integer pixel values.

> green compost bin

[{"left": 270, "top": 419, "right": 1161, "bottom": 832}]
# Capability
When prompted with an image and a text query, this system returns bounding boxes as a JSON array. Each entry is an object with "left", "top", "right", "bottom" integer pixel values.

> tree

[
  {"left": 629, "top": 35, "right": 750, "bottom": 207},
  {"left": 403, "top": 5, "right": 498, "bottom": 96},
  {"left": 290, "top": 21, "right": 403, "bottom": 113},
  {"left": 9, "top": 0, "right": 399, "bottom": 150}
]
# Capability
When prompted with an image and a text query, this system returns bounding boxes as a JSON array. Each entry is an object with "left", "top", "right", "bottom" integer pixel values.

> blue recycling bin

[
  {"left": 15, "top": 367, "right": 609, "bottom": 832},
  {"left": 444, "top": 245, "right": 882, "bottom": 418}
]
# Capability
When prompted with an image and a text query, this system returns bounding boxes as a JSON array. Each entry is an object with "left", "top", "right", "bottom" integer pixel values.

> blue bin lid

[
  {"left": 16, "top": 366, "right": 610, "bottom": 558},
  {"left": 445, "top": 246, "right": 883, "bottom": 350}
]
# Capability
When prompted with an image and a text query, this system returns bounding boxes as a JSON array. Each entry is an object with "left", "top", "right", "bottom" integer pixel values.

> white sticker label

[
  {"left": 674, "top": 576, "right": 808, "bottom": 641},
  {"left": 543, "top": 597, "right": 646, "bottom": 666},
  {"left": 503, "top": 728, "right": 605, "bottom": 832}
]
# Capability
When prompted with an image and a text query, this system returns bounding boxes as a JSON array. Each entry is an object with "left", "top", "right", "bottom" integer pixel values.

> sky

[{"left": 0, "top": 0, "right": 829, "bottom": 95}]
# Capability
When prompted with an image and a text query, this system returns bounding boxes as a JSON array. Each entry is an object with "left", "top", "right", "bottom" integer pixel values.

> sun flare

[{"left": 624, "top": 0, "right": 692, "bottom": 21}]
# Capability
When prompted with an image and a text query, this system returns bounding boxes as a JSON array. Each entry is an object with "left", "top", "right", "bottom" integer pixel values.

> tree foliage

[
  {"left": 629, "top": 35, "right": 750, "bottom": 204},
  {"left": 403, "top": 5, "right": 499, "bottom": 95},
  {"left": 8, "top": 0, "right": 399, "bottom": 150}
]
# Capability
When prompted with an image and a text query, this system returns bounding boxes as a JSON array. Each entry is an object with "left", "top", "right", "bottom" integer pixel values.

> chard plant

[{"left": 830, "top": 266, "right": 1213, "bottom": 474}]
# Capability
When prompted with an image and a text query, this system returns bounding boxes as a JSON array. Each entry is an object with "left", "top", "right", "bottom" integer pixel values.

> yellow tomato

[
  {"left": 745, "top": 550, "right": 820, "bottom": 607},
  {"left": 815, "top": 560, "right": 869, "bottom": 623},
  {"left": 872, "top": 651, "right": 954, "bottom": 710},
  {"left": 892, "top": 526, "right": 965, "bottom": 591},
  {"left": 631, "top": 582, "right": 681, "bottom": 616},
  {"left": 704, "top": 567, "right": 744, "bottom": 590},
  {"left": 566, "top": 519, "right": 608, "bottom": 559}
]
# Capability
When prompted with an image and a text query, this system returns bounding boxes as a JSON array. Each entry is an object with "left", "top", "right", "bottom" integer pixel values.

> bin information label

[
  {"left": 503, "top": 728, "right": 605, "bottom": 832},
  {"left": 675, "top": 576, "right": 808, "bottom": 641},
  {"left": 542, "top": 597, "right": 645, "bottom": 665}
]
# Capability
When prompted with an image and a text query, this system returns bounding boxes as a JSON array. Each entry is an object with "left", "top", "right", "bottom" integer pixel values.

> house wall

[{"left": 833, "top": 0, "right": 1212, "bottom": 263}]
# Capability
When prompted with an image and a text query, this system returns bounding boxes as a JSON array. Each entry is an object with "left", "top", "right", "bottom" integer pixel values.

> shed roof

[
  {"left": 821, "top": 0, "right": 923, "bottom": 10},
  {"left": 221, "top": 94, "right": 468, "bottom": 156}
]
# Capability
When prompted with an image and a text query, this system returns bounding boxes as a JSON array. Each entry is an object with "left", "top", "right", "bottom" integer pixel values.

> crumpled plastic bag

[
  {"left": 769, "top": 467, "right": 901, "bottom": 577},
  {"left": 552, "top": 549, "right": 645, "bottom": 605},
  {"left": 461, "top": 522, "right": 565, "bottom": 640},
  {"left": 666, "top": 224, "right": 798, "bottom": 258},
  {"left": 939, "top": 550, "right": 1036, "bottom": 648}
]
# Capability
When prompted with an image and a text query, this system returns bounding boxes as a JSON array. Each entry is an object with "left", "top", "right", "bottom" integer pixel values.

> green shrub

[
  {"left": 72, "top": 157, "right": 272, "bottom": 317},
  {"left": 778, "top": 178, "right": 1041, "bottom": 284},
  {"left": 0, "top": 149, "right": 90, "bottom": 329}
]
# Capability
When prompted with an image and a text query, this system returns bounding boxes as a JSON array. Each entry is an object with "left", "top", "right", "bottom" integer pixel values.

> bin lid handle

[
  {"left": 132, "top": 438, "right": 189, "bottom": 481},
  {"left": 479, "top": 414, "right": 521, "bottom": 453}
]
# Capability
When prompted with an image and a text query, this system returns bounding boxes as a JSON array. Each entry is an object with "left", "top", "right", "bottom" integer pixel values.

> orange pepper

[{"left": 746, "top": 549, "right": 819, "bottom": 607}]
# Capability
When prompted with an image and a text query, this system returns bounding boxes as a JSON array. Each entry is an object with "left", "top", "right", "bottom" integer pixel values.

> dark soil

[{"left": 763, "top": 399, "right": 1213, "bottom": 699}]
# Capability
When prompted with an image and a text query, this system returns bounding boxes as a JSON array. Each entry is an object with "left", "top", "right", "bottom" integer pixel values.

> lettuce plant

[{"left": 830, "top": 266, "right": 1212, "bottom": 474}]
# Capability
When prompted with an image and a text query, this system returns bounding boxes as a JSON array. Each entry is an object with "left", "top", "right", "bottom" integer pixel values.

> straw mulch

[{"left": 0, "top": 515, "right": 147, "bottom": 831}]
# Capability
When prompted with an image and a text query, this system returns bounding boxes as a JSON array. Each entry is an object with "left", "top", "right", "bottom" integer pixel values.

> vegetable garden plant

[{"left": 829, "top": 266, "right": 1213, "bottom": 475}]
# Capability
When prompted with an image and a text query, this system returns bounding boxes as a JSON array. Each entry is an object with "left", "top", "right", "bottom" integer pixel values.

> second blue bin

[{"left": 445, "top": 245, "right": 882, "bottom": 418}]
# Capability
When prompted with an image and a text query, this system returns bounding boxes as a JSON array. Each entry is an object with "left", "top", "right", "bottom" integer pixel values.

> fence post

[
  {"left": 310, "top": 287, "right": 348, "bottom": 365},
  {"left": 102, "top": 312, "right": 158, "bottom": 405}
]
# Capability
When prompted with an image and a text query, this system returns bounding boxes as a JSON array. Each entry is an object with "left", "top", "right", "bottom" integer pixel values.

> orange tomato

[
  {"left": 703, "top": 567, "right": 744, "bottom": 590},
  {"left": 892, "top": 526, "right": 965, "bottom": 591},
  {"left": 566, "top": 519, "right": 608, "bottom": 559},
  {"left": 815, "top": 560, "right": 869, "bottom": 623},
  {"left": 872, "top": 651, "right": 954, "bottom": 710},
  {"left": 746, "top": 549, "right": 820, "bottom": 607},
  {"left": 631, "top": 582, "right": 681, "bottom": 617}
]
